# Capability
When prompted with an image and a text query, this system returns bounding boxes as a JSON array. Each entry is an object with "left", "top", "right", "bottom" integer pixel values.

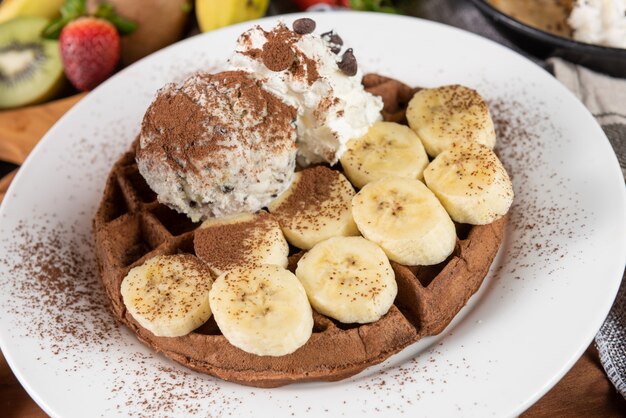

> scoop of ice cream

[
  {"left": 136, "top": 70, "right": 297, "bottom": 222},
  {"left": 229, "top": 21, "right": 383, "bottom": 166}
]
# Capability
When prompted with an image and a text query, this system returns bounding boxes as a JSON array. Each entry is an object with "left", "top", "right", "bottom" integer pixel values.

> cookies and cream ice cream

[
  {"left": 229, "top": 21, "right": 383, "bottom": 166},
  {"left": 136, "top": 70, "right": 297, "bottom": 222}
]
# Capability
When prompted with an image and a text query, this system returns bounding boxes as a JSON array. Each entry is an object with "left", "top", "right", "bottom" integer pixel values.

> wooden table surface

[{"left": 1, "top": 97, "right": 625, "bottom": 417}]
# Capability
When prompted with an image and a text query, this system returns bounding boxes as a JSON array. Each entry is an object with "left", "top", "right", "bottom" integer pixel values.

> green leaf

[
  {"left": 41, "top": 17, "right": 71, "bottom": 39},
  {"left": 108, "top": 15, "right": 137, "bottom": 35},
  {"left": 60, "top": 0, "right": 86, "bottom": 19},
  {"left": 41, "top": 0, "right": 137, "bottom": 39},
  {"left": 349, "top": 0, "right": 398, "bottom": 13},
  {"left": 94, "top": 3, "right": 115, "bottom": 18},
  {"left": 181, "top": 1, "right": 192, "bottom": 14},
  {"left": 94, "top": 2, "right": 137, "bottom": 35},
  {"left": 41, "top": 0, "right": 86, "bottom": 38},
  {"left": 377, "top": 6, "right": 397, "bottom": 13}
]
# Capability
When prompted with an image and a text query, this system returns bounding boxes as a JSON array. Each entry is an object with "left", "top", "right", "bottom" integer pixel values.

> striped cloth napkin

[{"left": 549, "top": 58, "right": 626, "bottom": 398}]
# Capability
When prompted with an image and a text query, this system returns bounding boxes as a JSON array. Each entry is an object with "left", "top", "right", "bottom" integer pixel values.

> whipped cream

[
  {"left": 229, "top": 22, "right": 383, "bottom": 166},
  {"left": 568, "top": 0, "right": 626, "bottom": 49}
]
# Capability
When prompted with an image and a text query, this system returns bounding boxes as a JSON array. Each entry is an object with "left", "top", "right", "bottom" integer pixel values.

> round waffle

[{"left": 94, "top": 75, "right": 506, "bottom": 388}]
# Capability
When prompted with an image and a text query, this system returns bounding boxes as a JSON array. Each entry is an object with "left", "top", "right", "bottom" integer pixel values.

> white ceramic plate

[{"left": 1, "top": 12, "right": 624, "bottom": 418}]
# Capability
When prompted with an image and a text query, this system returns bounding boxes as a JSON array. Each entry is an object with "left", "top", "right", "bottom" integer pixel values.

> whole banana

[
  {"left": 195, "top": 0, "right": 269, "bottom": 33},
  {"left": 0, "top": 0, "right": 64, "bottom": 23}
]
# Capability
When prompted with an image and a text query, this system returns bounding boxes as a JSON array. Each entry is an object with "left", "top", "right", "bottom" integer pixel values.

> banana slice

[
  {"left": 209, "top": 264, "right": 313, "bottom": 356},
  {"left": 268, "top": 166, "right": 359, "bottom": 250},
  {"left": 406, "top": 85, "right": 496, "bottom": 157},
  {"left": 194, "top": 211, "right": 288, "bottom": 275},
  {"left": 340, "top": 121, "right": 429, "bottom": 189},
  {"left": 352, "top": 177, "right": 456, "bottom": 266},
  {"left": 424, "top": 142, "right": 514, "bottom": 225},
  {"left": 121, "top": 254, "right": 214, "bottom": 337},
  {"left": 296, "top": 236, "right": 397, "bottom": 324}
]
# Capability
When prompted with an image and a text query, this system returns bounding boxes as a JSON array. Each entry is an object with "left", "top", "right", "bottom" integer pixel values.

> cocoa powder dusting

[
  {"left": 300, "top": 53, "right": 321, "bottom": 86},
  {"left": 246, "top": 23, "right": 321, "bottom": 85},
  {"left": 2, "top": 221, "right": 115, "bottom": 356},
  {"left": 271, "top": 166, "right": 352, "bottom": 231},
  {"left": 262, "top": 41, "right": 295, "bottom": 72},
  {"left": 139, "top": 91, "right": 204, "bottom": 169},
  {"left": 194, "top": 211, "right": 277, "bottom": 272},
  {"left": 1, "top": 218, "right": 241, "bottom": 416},
  {"left": 488, "top": 94, "right": 585, "bottom": 276},
  {"left": 275, "top": 166, "right": 335, "bottom": 216}
]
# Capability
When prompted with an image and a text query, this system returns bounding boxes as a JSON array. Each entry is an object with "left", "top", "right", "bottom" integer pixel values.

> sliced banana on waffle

[
  {"left": 194, "top": 211, "right": 288, "bottom": 275},
  {"left": 268, "top": 166, "right": 359, "bottom": 250},
  {"left": 209, "top": 264, "right": 313, "bottom": 356},
  {"left": 121, "top": 254, "right": 214, "bottom": 337},
  {"left": 340, "top": 121, "right": 429, "bottom": 189},
  {"left": 296, "top": 236, "right": 397, "bottom": 324},
  {"left": 352, "top": 177, "right": 457, "bottom": 266},
  {"left": 406, "top": 84, "right": 496, "bottom": 157},
  {"left": 424, "top": 142, "right": 514, "bottom": 225}
]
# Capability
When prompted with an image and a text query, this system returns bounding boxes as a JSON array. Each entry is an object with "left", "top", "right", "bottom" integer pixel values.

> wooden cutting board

[{"left": 0, "top": 95, "right": 624, "bottom": 416}]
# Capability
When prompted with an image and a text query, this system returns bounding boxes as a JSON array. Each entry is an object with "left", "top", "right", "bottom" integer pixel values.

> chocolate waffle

[{"left": 94, "top": 75, "right": 506, "bottom": 388}]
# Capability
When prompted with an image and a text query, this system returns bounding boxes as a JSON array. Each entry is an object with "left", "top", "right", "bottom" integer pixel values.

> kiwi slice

[{"left": 0, "top": 17, "right": 64, "bottom": 109}]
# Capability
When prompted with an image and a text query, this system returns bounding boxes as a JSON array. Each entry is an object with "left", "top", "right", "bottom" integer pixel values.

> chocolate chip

[
  {"left": 338, "top": 48, "right": 357, "bottom": 76},
  {"left": 221, "top": 185, "right": 234, "bottom": 193},
  {"left": 293, "top": 18, "right": 316, "bottom": 34},
  {"left": 329, "top": 35, "right": 343, "bottom": 54},
  {"left": 321, "top": 30, "right": 343, "bottom": 54}
]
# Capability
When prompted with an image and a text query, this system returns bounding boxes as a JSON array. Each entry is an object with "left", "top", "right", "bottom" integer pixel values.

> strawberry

[
  {"left": 291, "top": 0, "right": 396, "bottom": 12},
  {"left": 42, "top": 0, "right": 136, "bottom": 91},
  {"left": 59, "top": 17, "right": 120, "bottom": 91},
  {"left": 292, "top": 0, "right": 349, "bottom": 10}
]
